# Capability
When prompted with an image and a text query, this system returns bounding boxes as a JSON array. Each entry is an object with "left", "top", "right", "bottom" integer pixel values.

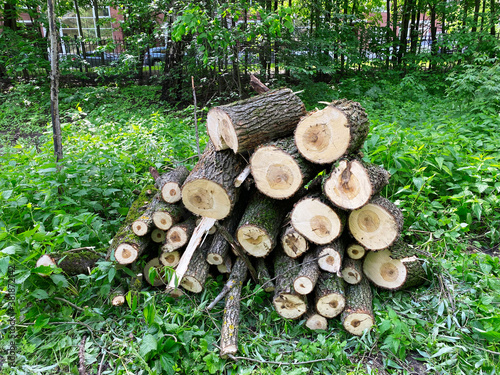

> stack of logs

[{"left": 36, "top": 83, "right": 426, "bottom": 358}]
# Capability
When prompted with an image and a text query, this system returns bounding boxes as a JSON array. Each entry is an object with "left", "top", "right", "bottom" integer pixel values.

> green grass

[{"left": 0, "top": 76, "right": 499, "bottom": 374}]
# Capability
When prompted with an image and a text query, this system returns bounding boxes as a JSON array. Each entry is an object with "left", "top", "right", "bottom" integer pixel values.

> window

[{"left": 60, "top": 6, "right": 113, "bottom": 39}]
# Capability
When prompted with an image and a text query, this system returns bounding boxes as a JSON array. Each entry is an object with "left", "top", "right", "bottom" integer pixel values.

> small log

[
  {"left": 250, "top": 136, "right": 321, "bottom": 200},
  {"left": 234, "top": 165, "right": 252, "bottom": 187},
  {"left": 346, "top": 243, "right": 366, "bottom": 260},
  {"left": 114, "top": 234, "right": 150, "bottom": 265},
  {"left": 162, "top": 216, "right": 197, "bottom": 252},
  {"left": 295, "top": 99, "right": 369, "bottom": 164},
  {"left": 305, "top": 310, "right": 328, "bottom": 331},
  {"left": 249, "top": 74, "right": 270, "bottom": 94},
  {"left": 348, "top": 195, "right": 403, "bottom": 251},
  {"left": 341, "top": 258, "right": 363, "bottom": 285},
  {"left": 207, "top": 88, "right": 306, "bottom": 153},
  {"left": 316, "top": 240, "right": 345, "bottom": 273},
  {"left": 110, "top": 287, "right": 126, "bottom": 306},
  {"left": 144, "top": 257, "right": 168, "bottom": 287},
  {"left": 273, "top": 249, "right": 307, "bottom": 319},
  {"left": 293, "top": 253, "right": 320, "bottom": 295},
  {"left": 363, "top": 242, "right": 426, "bottom": 290},
  {"left": 151, "top": 229, "right": 166, "bottom": 243},
  {"left": 131, "top": 193, "right": 169, "bottom": 236},
  {"left": 217, "top": 254, "right": 233, "bottom": 274},
  {"left": 152, "top": 202, "right": 186, "bottom": 231},
  {"left": 323, "top": 159, "right": 390, "bottom": 210},
  {"left": 290, "top": 194, "right": 345, "bottom": 245},
  {"left": 36, "top": 249, "right": 101, "bottom": 276},
  {"left": 180, "top": 237, "right": 213, "bottom": 293},
  {"left": 209, "top": 257, "right": 247, "bottom": 310},
  {"left": 236, "top": 192, "right": 289, "bottom": 257},
  {"left": 281, "top": 224, "right": 309, "bottom": 259},
  {"left": 341, "top": 278, "right": 374, "bottom": 336},
  {"left": 159, "top": 250, "right": 181, "bottom": 268},
  {"left": 256, "top": 258, "right": 275, "bottom": 292},
  {"left": 152, "top": 165, "right": 190, "bottom": 203},
  {"left": 181, "top": 141, "right": 246, "bottom": 219},
  {"left": 220, "top": 258, "right": 248, "bottom": 358},
  {"left": 315, "top": 272, "right": 346, "bottom": 318}
]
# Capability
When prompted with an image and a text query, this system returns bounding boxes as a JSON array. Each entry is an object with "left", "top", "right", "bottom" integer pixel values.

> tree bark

[
  {"left": 316, "top": 239, "right": 345, "bottom": 273},
  {"left": 341, "top": 278, "right": 374, "bottom": 336},
  {"left": 293, "top": 252, "right": 320, "bottom": 295},
  {"left": 295, "top": 99, "right": 369, "bottom": 164},
  {"left": 281, "top": 224, "right": 309, "bottom": 259},
  {"left": 36, "top": 249, "right": 101, "bottom": 276},
  {"left": 256, "top": 258, "right": 275, "bottom": 292},
  {"left": 315, "top": 272, "right": 346, "bottom": 318},
  {"left": 207, "top": 88, "right": 306, "bottom": 153},
  {"left": 341, "top": 257, "right": 363, "bottom": 285},
  {"left": 180, "top": 236, "right": 213, "bottom": 293}
]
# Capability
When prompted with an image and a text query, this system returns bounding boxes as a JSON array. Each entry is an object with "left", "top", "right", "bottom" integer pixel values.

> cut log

[
  {"left": 363, "top": 242, "right": 426, "bottom": 290},
  {"left": 273, "top": 249, "right": 307, "bottom": 319},
  {"left": 162, "top": 216, "right": 197, "bottom": 252},
  {"left": 181, "top": 141, "right": 246, "bottom": 219},
  {"left": 295, "top": 99, "right": 369, "bottom": 164},
  {"left": 348, "top": 196, "right": 403, "bottom": 251},
  {"left": 217, "top": 254, "right": 233, "bottom": 274},
  {"left": 341, "top": 278, "right": 374, "bottom": 336},
  {"left": 152, "top": 165, "right": 190, "bottom": 203},
  {"left": 144, "top": 257, "right": 168, "bottom": 287},
  {"left": 315, "top": 272, "right": 346, "bottom": 318},
  {"left": 131, "top": 193, "right": 169, "bottom": 236},
  {"left": 341, "top": 258, "right": 363, "bottom": 285},
  {"left": 316, "top": 240, "right": 345, "bottom": 273},
  {"left": 249, "top": 73, "right": 270, "bottom": 94},
  {"left": 159, "top": 250, "right": 181, "bottom": 268},
  {"left": 234, "top": 165, "right": 252, "bottom": 188},
  {"left": 236, "top": 192, "right": 288, "bottom": 257},
  {"left": 346, "top": 243, "right": 366, "bottom": 260},
  {"left": 180, "top": 237, "right": 213, "bottom": 293},
  {"left": 281, "top": 224, "right": 309, "bottom": 259},
  {"left": 207, "top": 88, "right": 306, "bottom": 153},
  {"left": 250, "top": 136, "right": 321, "bottom": 200},
  {"left": 114, "top": 234, "right": 150, "bottom": 265},
  {"left": 110, "top": 287, "right": 126, "bottom": 306},
  {"left": 152, "top": 202, "right": 186, "bottom": 231},
  {"left": 151, "top": 229, "right": 166, "bottom": 243},
  {"left": 305, "top": 309, "right": 328, "bottom": 331},
  {"left": 290, "top": 194, "right": 345, "bottom": 245},
  {"left": 293, "top": 253, "right": 320, "bottom": 295},
  {"left": 323, "top": 159, "right": 390, "bottom": 210},
  {"left": 256, "top": 258, "right": 275, "bottom": 292},
  {"left": 220, "top": 258, "right": 248, "bottom": 358},
  {"left": 36, "top": 249, "right": 101, "bottom": 276}
]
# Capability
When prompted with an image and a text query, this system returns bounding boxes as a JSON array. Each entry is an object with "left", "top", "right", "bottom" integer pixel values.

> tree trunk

[
  {"left": 341, "top": 257, "right": 363, "bottom": 284},
  {"left": 163, "top": 216, "right": 197, "bottom": 252},
  {"left": 290, "top": 194, "right": 345, "bottom": 245},
  {"left": 315, "top": 272, "right": 346, "bottom": 318},
  {"left": 152, "top": 166, "right": 190, "bottom": 203},
  {"left": 341, "top": 278, "right": 374, "bottom": 336},
  {"left": 316, "top": 239, "right": 345, "bottom": 273},
  {"left": 281, "top": 224, "right": 309, "bottom": 259},
  {"left": 256, "top": 258, "right": 275, "bottom": 292},
  {"left": 323, "top": 158, "right": 391, "bottom": 210},
  {"left": 36, "top": 249, "right": 101, "bottom": 276},
  {"left": 48, "top": 0, "right": 62, "bottom": 162},
  {"left": 250, "top": 136, "right": 321, "bottom": 199},
  {"left": 295, "top": 99, "right": 369, "bottom": 164},
  {"left": 152, "top": 202, "right": 186, "bottom": 231},
  {"left": 397, "top": 0, "right": 411, "bottom": 65},
  {"left": 181, "top": 141, "right": 246, "bottom": 220},
  {"left": 348, "top": 195, "right": 403, "bottom": 251},
  {"left": 180, "top": 236, "right": 213, "bottom": 293},
  {"left": 346, "top": 243, "right": 366, "bottom": 260},
  {"left": 206, "top": 88, "right": 306, "bottom": 153},
  {"left": 273, "top": 249, "right": 307, "bottom": 319},
  {"left": 293, "top": 252, "right": 320, "bottom": 295},
  {"left": 490, "top": 0, "right": 496, "bottom": 36},
  {"left": 236, "top": 192, "right": 289, "bottom": 257}
]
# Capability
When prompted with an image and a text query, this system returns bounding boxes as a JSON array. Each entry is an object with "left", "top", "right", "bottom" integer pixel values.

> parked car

[
  {"left": 83, "top": 50, "right": 120, "bottom": 67},
  {"left": 143, "top": 47, "right": 167, "bottom": 66}
]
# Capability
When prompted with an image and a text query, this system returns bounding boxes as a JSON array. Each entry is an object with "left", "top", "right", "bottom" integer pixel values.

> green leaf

[
  {"left": 50, "top": 273, "right": 69, "bottom": 288},
  {"left": 139, "top": 334, "right": 157, "bottom": 357},
  {"left": 472, "top": 203, "right": 482, "bottom": 220},
  {"left": 0, "top": 256, "right": 10, "bottom": 275},
  {"left": 432, "top": 346, "right": 454, "bottom": 358},
  {"left": 1, "top": 190, "right": 13, "bottom": 200},
  {"left": 31, "top": 289, "right": 49, "bottom": 300},
  {"left": 413, "top": 177, "right": 424, "bottom": 191},
  {"left": 143, "top": 302, "right": 157, "bottom": 326},
  {"left": 108, "top": 267, "right": 116, "bottom": 283},
  {"left": 34, "top": 315, "right": 50, "bottom": 333}
]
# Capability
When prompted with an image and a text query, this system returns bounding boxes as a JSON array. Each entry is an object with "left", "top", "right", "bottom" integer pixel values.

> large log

[
  {"left": 36, "top": 249, "right": 101, "bottom": 276},
  {"left": 363, "top": 242, "right": 426, "bottom": 290},
  {"left": 295, "top": 99, "right": 369, "bottom": 164},
  {"left": 316, "top": 239, "right": 345, "bottom": 274},
  {"left": 250, "top": 136, "right": 321, "bottom": 200},
  {"left": 341, "top": 258, "right": 363, "bottom": 285},
  {"left": 348, "top": 195, "right": 403, "bottom": 251},
  {"left": 290, "top": 194, "right": 345, "bottom": 245},
  {"left": 152, "top": 165, "right": 190, "bottom": 203},
  {"left": 207, "top": 88, "right": 306, "bottom": 153},
  {"left": 180, "top": 236, "right": 213, "bottom": 293},
  {"left": 181, "top": 141, "right": 246, "bottom": 220},
  {"left": 341, "top": 278, "right": 374, "bottom": 336},
  {"left": 273, "top": 249, "right": 307, "bottom": 319},
  {"left": 281, "top": 224, "right": 309, "bottom": 259},
  {"left": 323, "top": 159, "right": 390, "bottom": 210},
  {"left": 236, "top": 192, "right": 288, "bottom": 257},
  {"left": 162, "top": 216, "right": 197, "bottom": 252},
  {"left": 315, "top": 272, "right": 346, "bottom": 318},
  {"left": 293, "top": 252, "right": 320, "bottom": 295}
]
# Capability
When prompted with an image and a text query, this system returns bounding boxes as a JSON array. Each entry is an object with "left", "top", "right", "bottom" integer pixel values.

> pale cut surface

[
  {"left": 317, "top": 247, "right": 342, "bottom": 273},
  {"left": 144, "top": 258, "right": 167, "bottom": 287},
  {"left": 363, "top": 249, "right": 407, "bottom": 289},
  {"left": 132, "top": 219, "right": 149, "bottom": 236},
  {"left": 294, "top": 277, "right": 315, "bottom": 295},
  {"left": 291, "top": 198, "right": 342, "bottom": 244},
  {"left": 282, "top": 230, "right": 309, "bottom": 258},
  {"left": 237, "top": 226, "right": 273, "bottom": 257},
  {"left": 217, "top": 263, "right": 230, "bottom": 273},
  {"left": 273, "top": 294, "right": 307, "bottom": 319},
  {"left": 181, "top": 276, "right": 203, "bottom": 293},
  {"left": 349, "top": 203, "right": 399, "bottom": 250},
  {"left": 196, "top": 217, "right": 216, "bottom": 234},
  {"left": 182, "top": 180, "right": 231, "bottom": 219},
  {"left": 206, "top": 253, "right": 223, "bottom": 265},
  {"left": 295, "top": 106, "right": 350, "bottom": 164},
  {"left": 305, "top": 314, "right": 328, "bottom": 330},
  {"left": 36, "top": 254, "right": 56, "bottom": 268},
  {"left": 165, "top": 227, "right": 189, "bottom": 252},
  {"left": 206, "top": 108, "right": 233, "bottom": 150},
  {"left": 153, "top": 211, "right": 173, "bottom": 230},
  {"left": 112, "top": 295, "right": 125, "bottom": 306},
  {"left": 317, "top": 294, "right": 346, "bottom": 318},
  {"left": 161, "top": 182, "right": 182, "bottom": 203},
  {"left": 115, "top": 243, "right": 138, "bottom": 265},
  {"left": 343, "top": 313, "right": 374, "bottom": 336},
  {"left": 347, "top": 244, "right": 366, "bottom": 260},
  {"left": 324, "top": 160, "right": 372, "bottom": 210},
  {"left": 151, "top": 229, "right": 166, "bottom": 243},
  {"left": 159, "top": 251, "right": 180, "bottom": 268},
  {"left": 250, "top": 146, "right": 303, "bottom": 199},
  {"left": 342, "top": 267, "right": 362, "bottom": 284}
]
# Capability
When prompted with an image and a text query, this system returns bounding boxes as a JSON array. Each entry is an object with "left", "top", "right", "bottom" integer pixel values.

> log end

[
  {"left": 207, "top": 107, "right": 235, "bottom": 152},
  {"left": 273, "top": 293, "right": 307, "bottom": 319},
  {"left": 343, "top": 312, "right": 374, "bottom": 336},
  {"left": 144, "top": 258, "right": 168, "bottom": 287},
  {"left": 115, "top": 243, "right": 139, "bottom": 265},
  {"left": 153, "top": 212, "right": 173, "bottom": 231},
  {"left": 347, "top": 244, "right": 366, "bottom": 260},
  {"left": 151, "top": 229, "right": 166, "bottom": 243},
  {"left": 111, "top": 295, "right": 125, "bottom": 306},
  {"left": 160, "top": 251, "right": 181, "bottom": 268},
  {"left": 237, "top": 225, "right": 273, "bottom": 258},
  {"left": 207, "top": 253, "right": 224, "bottom": 265},
  {"left": 318, "top": 247, "right": 342, "bottom": 273},
  {"left": 363, "top": 249, "right": 408, "bottom": 290},
  {"left": 305, "top": 313, "right": 328, "bottom": 330},
  {"left": 36, "top": 254, "right": 57, "bottom": 276},
  {"left": 341, "top": 268, "right": 362, "bottom": 285},
  {"left": 293, "top": 276, "right": 315, "bottom": 295},
  {"left": 132, "top": 219, "right": 149, "bottom": 236},
  {"left": 161, "top": 182, "right": 182, "bottom": 203},
  {"left": 316, "top": 294, "right": 346, "bottom": 318},
  {"left": 182, "top": 180, "right": 232, "bottom": 220},
  {"left": 181, "top": 276, "right": 203, "bottom": 293}
]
